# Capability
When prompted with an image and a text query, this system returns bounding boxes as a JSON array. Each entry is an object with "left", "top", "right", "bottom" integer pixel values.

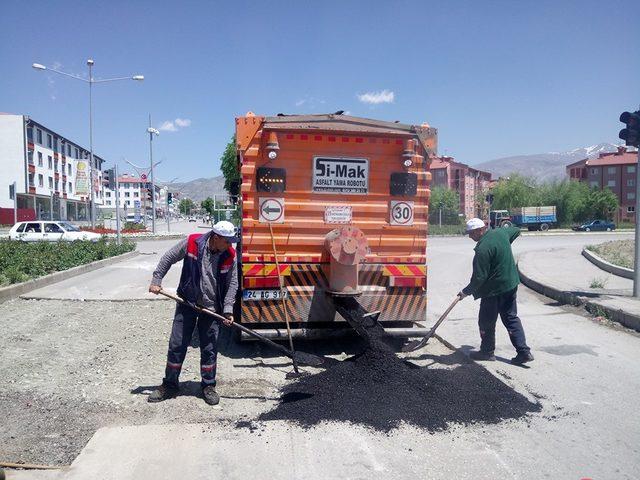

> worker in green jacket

[{"left": 458, "top": 218, "right": 534, "bottom": 365}]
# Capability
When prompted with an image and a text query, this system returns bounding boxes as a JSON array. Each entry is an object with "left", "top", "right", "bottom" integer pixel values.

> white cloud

[
  {"left": 158, "top": 121, "right": 177, "bottom": 132},
  {"left": 158, "top": 118, "right": 192, "bottom": 132},
  {"left": 294, "top": 96, "right": 326, "bottom": 109},
  {"left": 174, "top": 118, "right": 191, "bottom": 128},
  {"left": 357, "top": 89, "right": 395, "bottom": 105}
]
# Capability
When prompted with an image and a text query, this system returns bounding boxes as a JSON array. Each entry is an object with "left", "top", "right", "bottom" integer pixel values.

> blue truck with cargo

[{"left": 489, "top": 206, "right": 557, "bottom": 231}]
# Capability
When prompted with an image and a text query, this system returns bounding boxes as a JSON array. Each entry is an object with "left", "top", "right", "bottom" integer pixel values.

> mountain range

[
  {"left": 168, "top": 143, "right": 627, "bottom": 199},
  {"left": 474, "top": 143, "right": 621, "bottom": 182},
  {"left": 164, "top": 176, "right": 227, "bottom": 203}
]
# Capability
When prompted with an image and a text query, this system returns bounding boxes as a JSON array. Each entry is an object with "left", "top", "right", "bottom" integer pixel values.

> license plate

[{"left": 242, "top": 289, "right": 288, "bottom": 301}]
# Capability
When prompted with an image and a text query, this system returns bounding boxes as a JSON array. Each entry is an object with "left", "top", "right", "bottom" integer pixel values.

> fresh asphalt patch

[{"left": 250, "top": 341, "right": 542, "bottom": 433}]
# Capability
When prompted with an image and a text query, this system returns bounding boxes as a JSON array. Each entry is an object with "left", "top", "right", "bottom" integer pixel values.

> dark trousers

[
  {"left": 478, "top": 287, "right": 530, "bottom": 354},
  {"left": 163, "top": 303, "right": 219, "bottom": 388}
]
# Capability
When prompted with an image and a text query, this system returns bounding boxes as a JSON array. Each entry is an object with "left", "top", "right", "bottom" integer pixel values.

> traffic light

[
  {"left": 619, "top": 110, "right": 640, "bottom": 147},
  {"left": 167, "top": 192, "right": 173, "bottom": 205},
  {"left": 104, "top": 168, "right": 116, "bottom": 190}
]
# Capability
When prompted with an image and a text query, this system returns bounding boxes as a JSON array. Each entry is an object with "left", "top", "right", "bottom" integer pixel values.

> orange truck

[{"left": 235, "top": 112, "right": 436, "bottom": 339}]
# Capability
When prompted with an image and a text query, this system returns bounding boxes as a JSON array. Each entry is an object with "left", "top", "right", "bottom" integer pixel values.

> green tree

[
  {"left": 429, "top": 186, "right": 460, "bottom": 211},
  {"left": 220, "top": 135, "right": 239, "bottom": 194},
  {"left": 491, "top": 174, "right": 537, "bottom": 210},
  {"left": 586, "top": 187, "right": 619, "bottom": 220},
  {"left": 536, "top": 179, "right": 591, "bottom": 225},
  {"left": 429, "top": 186, "right": 461, "bottom": 225},
  {"left": 179, "top": 198, "right": 195, "bottom": 215},
  {"left": 201, "top": 197, "right": 215, "bottom": 217}
]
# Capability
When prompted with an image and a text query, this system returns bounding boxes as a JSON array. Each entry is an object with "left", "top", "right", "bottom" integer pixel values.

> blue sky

[{"left": 1, "top": 0, "right": 638, "bottom": 182}]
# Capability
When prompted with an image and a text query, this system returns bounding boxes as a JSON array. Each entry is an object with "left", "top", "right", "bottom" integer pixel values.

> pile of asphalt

[{"left": 257, "top": 343, "right": 542, "bottom": 432}]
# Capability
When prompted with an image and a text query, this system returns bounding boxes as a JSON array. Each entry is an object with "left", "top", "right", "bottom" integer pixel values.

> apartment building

[
  {"left": 0, "top": 113, "right": 106, "bottom": 222},
  {"left": 430, "top": 156, "right": 492, "bottom": 219},
  {"left": 101, "top": 173, "right": 164, "bottom": 217},
  {"left": 567, "top": 146, "right": 639, "bottom": 222}
]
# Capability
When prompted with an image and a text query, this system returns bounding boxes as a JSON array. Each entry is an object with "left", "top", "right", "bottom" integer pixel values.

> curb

[
  {"left": 0, "top": 251, "right": 140, "bottom": 304},
  {"left": 582, "top": 248, "right": 633, "bottom": 279},
  {"left": 517, "top": 258, "right": 640, "bottom": 332}
]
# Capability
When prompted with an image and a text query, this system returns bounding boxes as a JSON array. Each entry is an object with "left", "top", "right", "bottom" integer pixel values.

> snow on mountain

[{"left": 474, "top": 143, "right": 621, "bottom": 182}]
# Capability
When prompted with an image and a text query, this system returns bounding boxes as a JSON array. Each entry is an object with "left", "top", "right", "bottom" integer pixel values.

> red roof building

[
  {"left": 566, "top": 146, "right": 639, "bottom": 222},
  {"left": 430, "top": 156, "right": 492, "bottom": 219}
]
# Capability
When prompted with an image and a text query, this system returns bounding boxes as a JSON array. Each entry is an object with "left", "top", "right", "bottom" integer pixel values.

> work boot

[
  {"left": 469, "top": 350, "right": 496, "bottom": 361},
  {"left": 148, "top": 383, "right": 179, "bottom": 403},
  {"left": 511, "top": 351, "right": 534, "bottom": 365},
  {"left": 202, "top": 385, "right": 220, "bottom": 405}
]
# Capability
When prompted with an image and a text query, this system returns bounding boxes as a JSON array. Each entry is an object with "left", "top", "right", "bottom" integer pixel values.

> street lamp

[
  {"left": 147, "top": 117, "right": 160, "bottom": 234},
  {"left": 32, "top": 59, "right": 143, "bottom": 227}
]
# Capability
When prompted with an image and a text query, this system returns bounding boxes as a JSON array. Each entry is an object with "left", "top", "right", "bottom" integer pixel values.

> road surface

[{"left": 3, "top": 231, "right": 639, "bottom": 480}]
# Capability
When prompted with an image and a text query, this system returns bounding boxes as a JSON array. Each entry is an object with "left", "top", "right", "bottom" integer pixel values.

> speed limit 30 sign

[{"left": 390, "top": 200, "right": 414, "bottom": 226}]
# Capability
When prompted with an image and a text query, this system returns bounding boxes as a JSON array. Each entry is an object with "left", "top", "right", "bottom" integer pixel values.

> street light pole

[
  {"left": 147, "top": 117, "right": 160, "bottom": 234},
  {"left": 88, "top": 59, "right": 95, "bottom": 227},
  {"left": 32, "top": 60, "right": 143, "bottom": 228}
]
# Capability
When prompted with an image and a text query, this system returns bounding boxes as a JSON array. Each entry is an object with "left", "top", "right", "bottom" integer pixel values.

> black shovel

[
  {"left": 401, "top": 296, "right": 461, "bottom": 352},
  {"left": 158, "top": 290, "right": 325, "bottom": 367}
]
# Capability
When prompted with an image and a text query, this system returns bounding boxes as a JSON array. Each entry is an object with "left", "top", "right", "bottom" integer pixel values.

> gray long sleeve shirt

[{"left": 151, "top": 238, "right": 239, "bottom": 314}]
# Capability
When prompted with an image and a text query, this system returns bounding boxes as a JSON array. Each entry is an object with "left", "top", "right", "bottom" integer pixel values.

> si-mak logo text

[{"left": 312, "top": 157, "right": 369, "bottom": 194}]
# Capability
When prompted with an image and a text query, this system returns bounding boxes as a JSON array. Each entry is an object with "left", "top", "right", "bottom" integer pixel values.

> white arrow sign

[{"left": 259, "top": 197, "right": 285, "bottom": 223}]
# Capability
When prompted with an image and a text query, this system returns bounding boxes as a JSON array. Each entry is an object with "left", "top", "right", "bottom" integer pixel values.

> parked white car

[{"left": 9, "top": 221, "right": 102, "bottom": 242}]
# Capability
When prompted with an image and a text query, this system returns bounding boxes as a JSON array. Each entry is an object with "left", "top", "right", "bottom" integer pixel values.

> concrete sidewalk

[{"left": 517, "top": 246, "right": 640, "bottom": 331}]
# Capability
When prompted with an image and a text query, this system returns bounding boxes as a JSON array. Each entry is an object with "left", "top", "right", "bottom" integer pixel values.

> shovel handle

[
  {"left": 158, "top": 290, "right": 228, "bottom": 321},
  {"left": 157, "top": 289, "right": 299, "bottom": 359},
  {"left": 424, "top": 296, "right": 461, "bottom": 341}
]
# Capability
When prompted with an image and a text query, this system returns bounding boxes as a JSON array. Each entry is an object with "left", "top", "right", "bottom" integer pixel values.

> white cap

[
  {"left": 212, "top": 220, "right": 238, "bottom": 242},
  {"left": 465, "top": 218, "right": 486, "bottom": 232}
]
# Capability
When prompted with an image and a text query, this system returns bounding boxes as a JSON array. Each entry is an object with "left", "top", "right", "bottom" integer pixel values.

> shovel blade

[
  {"left": 401, "top": 336, "right": 430, "bottom": 353},
  {"left": 292, "top": 350, "right": 325, "bottom": 367}
]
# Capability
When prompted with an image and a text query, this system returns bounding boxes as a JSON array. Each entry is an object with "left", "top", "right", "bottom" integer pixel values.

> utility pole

[{"left": 50, "top": 191, "right": 54, "bottom": 221}]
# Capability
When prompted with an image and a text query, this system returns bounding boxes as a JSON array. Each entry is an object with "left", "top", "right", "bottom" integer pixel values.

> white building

[
  {"left": 0, "top": 113, "right": 106, "bottom": 222},
  {"left": 101, "top": 173, "right": 164, "bottom": 217}
]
